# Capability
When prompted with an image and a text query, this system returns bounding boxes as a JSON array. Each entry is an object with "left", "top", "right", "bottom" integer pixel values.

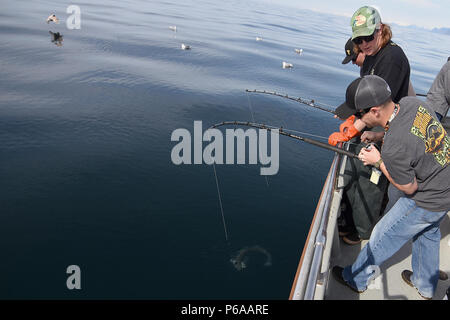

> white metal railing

[
  {"left": 303, "top": 152, "right": 340, "bottom": 299},
  {"left": 290, "top": 150, "right": 342, "bottom": 299}
]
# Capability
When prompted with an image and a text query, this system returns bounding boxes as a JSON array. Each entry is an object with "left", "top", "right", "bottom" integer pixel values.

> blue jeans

[
  {"left": 342, "top": 197, "right": 447, "bottom": 298},
  {"left": 383, "top": 183, "right": 405, "bottom": 214}
]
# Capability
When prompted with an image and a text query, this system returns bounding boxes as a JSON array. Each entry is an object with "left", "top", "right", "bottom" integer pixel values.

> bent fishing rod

[
  {"left": 245, "top": 89, "right": 336, "bottom": 115},
  {"left": 246, "top": 89, "right": 428, "bottom": 112},
  {"left": 210, "top": 121, "right": 358, "bottom": 159}
]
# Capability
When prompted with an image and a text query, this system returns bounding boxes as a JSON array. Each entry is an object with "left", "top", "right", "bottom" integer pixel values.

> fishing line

[
  {"left": 246, "top": 91, "right": 256, "bottom": 122},
  {"left": 209, "top": 120, "right": 359, "bottom": 266},
  {"left": 246, "top": 90, "right": 270, "bottom": 187},
  {"left": 213, "top": 163, "right": 228, "bottom": 242}
]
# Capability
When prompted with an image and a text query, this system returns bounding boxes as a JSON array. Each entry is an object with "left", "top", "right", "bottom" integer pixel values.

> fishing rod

[
  {"left": 246, "top": 89, "right": 428, "bottom": 111},
  {"left": 210, "top": 121, "right": 358, "bottom": 159},
  {"left": 210, "top": 121, "right": 358, "bottom": 242},
  {"left": 245, "top": 89, "right": 336, "bottom": 115}
]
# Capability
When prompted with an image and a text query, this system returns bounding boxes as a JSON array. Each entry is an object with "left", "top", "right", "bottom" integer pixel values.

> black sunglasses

[
  {"left": 353, "top": 32, "right": 375, "bottom": 45},
  {"left": 355, "top": 108, "right": 371, "bottom": 118}
]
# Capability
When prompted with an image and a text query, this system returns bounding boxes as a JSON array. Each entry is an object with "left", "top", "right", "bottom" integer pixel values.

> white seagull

[{"left": 46, "top": 14, "right": 59, "bottom": 24}]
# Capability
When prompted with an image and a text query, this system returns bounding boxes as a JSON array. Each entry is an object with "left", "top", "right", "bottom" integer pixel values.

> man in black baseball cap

[
  {"left": 332, "top": 75, "right": 391, "bottom": 245},
  {"left": 342, "top": 38, "right": 360, "bottom": 65},
  {"left": 332, "top": 75, "right": 450, "bottom": 299},
  {"left": 335, "top": 75, "right": 392, "bottom": 120}
]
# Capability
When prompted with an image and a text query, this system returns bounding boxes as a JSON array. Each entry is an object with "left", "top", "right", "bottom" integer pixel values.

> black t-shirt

[{"left": 360, "top": 41, "right": 411, "bottom": 103}]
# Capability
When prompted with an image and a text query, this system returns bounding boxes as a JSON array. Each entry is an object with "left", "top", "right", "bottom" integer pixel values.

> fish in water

[
  {"left": 46, "top": 14, "right": 59, "bottom": 24},
  {"left": 230, "top": 245, "right": 272, "bottom": 271},
  {"left": 49, "top": 31, "right": 63, "bottom": 46}
]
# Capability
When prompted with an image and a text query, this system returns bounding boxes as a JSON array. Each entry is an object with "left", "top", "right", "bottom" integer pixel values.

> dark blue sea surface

[{"left": 1, "top": 0, "right": 449, "bottom": 299}]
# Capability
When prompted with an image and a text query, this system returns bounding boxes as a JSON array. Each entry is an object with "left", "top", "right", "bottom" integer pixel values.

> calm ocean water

[{"left": 1, "top": 0, "right": 449, "bottom": 299}]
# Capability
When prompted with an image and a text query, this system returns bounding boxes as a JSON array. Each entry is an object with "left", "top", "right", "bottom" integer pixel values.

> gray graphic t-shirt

[{"left": 382, "top": 96, "right": 450, "bottom": 212}]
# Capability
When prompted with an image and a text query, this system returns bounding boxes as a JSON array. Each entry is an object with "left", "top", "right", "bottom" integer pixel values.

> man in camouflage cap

[
  {"left": 333, "top": 5, "right": 412, "bottom": 246},
  {"left": 350, "top": 6, "right": 382, "bottom": 41}
]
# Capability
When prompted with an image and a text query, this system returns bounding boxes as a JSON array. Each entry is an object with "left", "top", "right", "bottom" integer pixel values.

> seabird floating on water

[
  {"left": 169, "top": 26, "right": 177, "bottom": 32},
  {"left": 282, "top": 61, "right": 293, "bottom": 69},
  {"left": 181, "top": 43, "right": 190, "bottom": 50},
  {"left": 46, "top": 14, "right": 59, "bottom": 24},
  {"left": 295, "top": 48, "right": 303, "bottom": 55},
  {"left": 49, "top": 31, "right": 63, "bottom": 46}
]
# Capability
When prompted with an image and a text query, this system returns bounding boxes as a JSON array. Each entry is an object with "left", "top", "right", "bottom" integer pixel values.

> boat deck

[{"left": 326, "top": 212, "right": 450, "bottom": 300}]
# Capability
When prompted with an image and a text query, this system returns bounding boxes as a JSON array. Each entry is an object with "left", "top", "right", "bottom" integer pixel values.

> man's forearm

[{"left": 380, "top": 162, "right": 418, "bottom": 195}]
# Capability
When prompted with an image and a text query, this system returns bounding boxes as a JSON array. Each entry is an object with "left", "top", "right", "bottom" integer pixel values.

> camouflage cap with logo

[{"left": 350, "top": 6, "right": 381, "bottom": 40}]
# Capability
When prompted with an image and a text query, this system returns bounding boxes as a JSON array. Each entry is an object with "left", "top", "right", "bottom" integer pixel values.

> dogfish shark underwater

[{"left": 230, "top": 245, "right": 272, "bottom": 271}]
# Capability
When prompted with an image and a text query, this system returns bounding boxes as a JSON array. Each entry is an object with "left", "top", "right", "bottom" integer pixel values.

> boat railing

[{"left": 289, "top": 143, "right": 347, "bottom": 300}]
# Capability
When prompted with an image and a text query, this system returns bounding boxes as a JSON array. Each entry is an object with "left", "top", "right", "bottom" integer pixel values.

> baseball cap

[
  {"left": 350, "top": 6, "right": 381, "bottom": 40},
  {"left": 342, "top": 38, "right": 358, "bottom": 64},
  {"left": 335, "top": 75, "right": 392, "bottom": 119}
]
